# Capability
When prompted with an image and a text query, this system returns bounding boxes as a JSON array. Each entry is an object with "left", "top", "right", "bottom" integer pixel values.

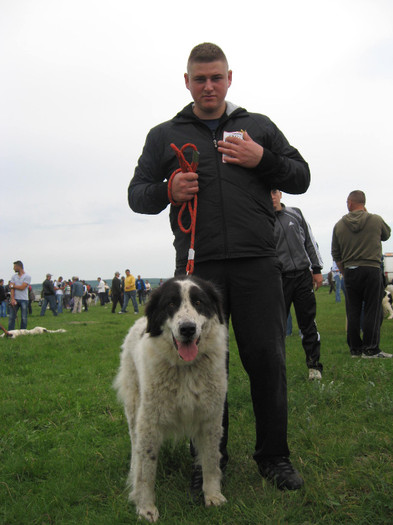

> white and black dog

[
  {"left": 114, "top": 275, "right": 228, "bottom": 523},
  {"left": 0, "top": 326, "right": 67, "bottom": 338},
  {"left": 382, "top": 286, "right": 393, "bottom": 319}
]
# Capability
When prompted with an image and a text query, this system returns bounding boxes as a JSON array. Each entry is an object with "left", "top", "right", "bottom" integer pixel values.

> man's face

[
  {"left": 271, "top": 189, "right": 283, "bottom": 211},
  {"left": 185, "top": 60, "right": 232, "bottom": 119}
]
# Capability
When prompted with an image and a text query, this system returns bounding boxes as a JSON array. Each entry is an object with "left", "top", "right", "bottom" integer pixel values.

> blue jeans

[
  {"left": 8, "top": 299, "right": 29, "bottom": 330},
  {"left": 334, "top": 274, "right": 342, "bottom": 302},
  {"left": 0, "top": 300, "right": 7, "bottom": 317},
  {"left": 122, "top": 290, "right": 139, "bottom": 313},
  {"left": 40, "top": 295, "right": 58, "bottom": 316},
  {"left": 56, "top": 294, "right": 63, "bottom": 313}
]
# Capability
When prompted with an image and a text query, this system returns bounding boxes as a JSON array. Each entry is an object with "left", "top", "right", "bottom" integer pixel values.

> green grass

[{"left": 1, "top": 289, "right": 393, "bottom": 524}]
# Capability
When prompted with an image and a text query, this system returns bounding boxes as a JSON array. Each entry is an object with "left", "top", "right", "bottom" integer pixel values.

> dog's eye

[{"left": 194, "top": 300, "right": 201, "bottom": 306}]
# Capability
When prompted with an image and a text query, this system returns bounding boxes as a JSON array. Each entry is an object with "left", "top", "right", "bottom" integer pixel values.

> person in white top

[
  {"left": 8, "top": 260, "right": 31, "bottom": 330},
  {"left": 97, "top": 277, "right": 106, "bottom": 306},
  {"left": 54, "top": 276, "right": 65, "bottom": 313}
]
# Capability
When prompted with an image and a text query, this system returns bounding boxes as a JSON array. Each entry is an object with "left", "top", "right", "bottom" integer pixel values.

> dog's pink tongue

[{"left": 177, "top": 340, "right": 198, "bottom": 361}]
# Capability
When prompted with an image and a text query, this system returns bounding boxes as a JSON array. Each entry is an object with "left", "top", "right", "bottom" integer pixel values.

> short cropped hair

[
  {"left": 348, "top": 190, "right": 366, "bottom": 205},
  {"left": 187, "top": 43, "right": 228, "bottom": 71},
  {"left": 13, "top": 260, "right": 24, "bottom": 269}
]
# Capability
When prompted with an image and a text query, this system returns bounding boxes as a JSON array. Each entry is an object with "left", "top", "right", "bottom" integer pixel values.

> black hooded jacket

[{"left": 129, "top": 102, "right": 310, "bottom": 269}]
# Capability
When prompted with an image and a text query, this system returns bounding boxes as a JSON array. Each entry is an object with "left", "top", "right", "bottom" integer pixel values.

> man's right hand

[{"left": 170, "top": 171, "right": 199, "bottom": 203}]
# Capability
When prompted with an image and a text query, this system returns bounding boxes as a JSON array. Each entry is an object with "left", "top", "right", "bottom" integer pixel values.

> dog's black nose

[{"left": 179, "top": 322, "right": 196, "bottom": 339}]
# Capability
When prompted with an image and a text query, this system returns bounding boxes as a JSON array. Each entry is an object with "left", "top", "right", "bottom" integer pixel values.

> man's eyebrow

[{"left": 193, "top": 74, "right": 224, "bottom": 80}]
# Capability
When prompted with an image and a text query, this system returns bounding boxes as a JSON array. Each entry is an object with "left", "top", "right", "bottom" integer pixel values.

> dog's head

[
  {"left": 145, "top": 276, "right": 225, "bottom": 362},
  {"left": 383, "top": 289, "right": 393, "bottom": 306}
]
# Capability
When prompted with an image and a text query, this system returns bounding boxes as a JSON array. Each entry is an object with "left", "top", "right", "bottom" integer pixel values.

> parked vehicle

[{"left": 383, "top": 253, "right": 393, "bottom": 284}]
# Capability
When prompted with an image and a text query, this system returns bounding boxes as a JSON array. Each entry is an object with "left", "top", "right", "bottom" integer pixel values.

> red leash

[{"left": 168, "top": 143, "right": 199, "bottom": 275}]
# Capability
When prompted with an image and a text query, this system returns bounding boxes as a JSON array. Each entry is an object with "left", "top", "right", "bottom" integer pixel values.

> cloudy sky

[{"left": 1, "top": 0, "right": 392, "bottom": 284}]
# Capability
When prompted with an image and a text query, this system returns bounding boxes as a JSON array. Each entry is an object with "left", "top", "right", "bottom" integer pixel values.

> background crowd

[{"left": 0, "top": 269, "right": 160, "bottom": 323}]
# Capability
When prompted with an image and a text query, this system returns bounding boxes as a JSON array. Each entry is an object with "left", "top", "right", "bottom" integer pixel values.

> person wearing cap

[
  {"left": 111, "top": 271, "right": 123, "bottom": 313},
  {"left": 40, "top": 273, "right": 58, "bottom": 317},
  {"left": 8, "top": 260, "right": 31, "bottom": 330}
]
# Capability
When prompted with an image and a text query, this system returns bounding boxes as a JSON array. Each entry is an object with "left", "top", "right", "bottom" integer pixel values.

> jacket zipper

[{"left": 212, "top": 128, "right": 229, "bottom": 258}]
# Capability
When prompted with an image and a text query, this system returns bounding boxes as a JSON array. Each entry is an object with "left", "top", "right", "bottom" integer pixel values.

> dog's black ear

[
  {"left": 203, "top": 279, "right": 226, "bottom": 325},
  {"left": 145, "top": 286, "right": 165, "bottom": 336}
]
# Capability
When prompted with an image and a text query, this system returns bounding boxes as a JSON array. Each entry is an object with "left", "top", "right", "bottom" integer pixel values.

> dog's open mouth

[{"left": 172, "top": 334, "right": 200, "bottom": 361}]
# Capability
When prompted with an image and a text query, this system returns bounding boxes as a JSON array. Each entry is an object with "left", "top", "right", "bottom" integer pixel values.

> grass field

[{"left": 1, "top": 288, "right": 393, "bottom": 524}]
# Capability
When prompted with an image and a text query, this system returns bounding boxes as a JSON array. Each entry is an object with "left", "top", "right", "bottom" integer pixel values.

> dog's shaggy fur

[
  {"left": 0, "top": 326, "right": 67, "bottom": 338},
  {"left": 114, "top": 275, "right": 228, "bottom": 522}
]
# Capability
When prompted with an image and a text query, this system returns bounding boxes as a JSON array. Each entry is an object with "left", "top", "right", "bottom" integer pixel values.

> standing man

[
  {"left": 82, "top": 281, "right": 89, "bottom": 312},
  {"left": 271, "top": 189, "right": 324, "bottom": 380},
  {"left": 8, "top": 260, "right": 31, "bottom": 330},
  {"left": 54, "top": 276, "right": 65, "bottom": 313},
  {"left": 97, "top": 277, "right": 106, "bottom": 306},
  {"left": 40, "top": 274, "right": 58, "bottom": 317},
  {"left": 63, "top": 280, "right": 72, "bottom": 309},
  {"left": 120, "top": 269, "right": 139, "bottom": 314},
  {"left": 0, "top": 279, "right": 7, "bottom": 318},
  {"left": 71, "top": 276, "right": 84, "bottom": 313},
  {"left": 331, "top": 261, "right": 344, "bottom": 303},
  {"left": 332, "top": 190, "right": 391, "bottom": 358},
  {"left": 111, "top": 271, "right": 123, "bottom": 313},
  {"left": 128, "top": 43, "right": 310, "bottom": 491},
  {"left": 135, "top": 275, "right": 146, "bottom": 305}
]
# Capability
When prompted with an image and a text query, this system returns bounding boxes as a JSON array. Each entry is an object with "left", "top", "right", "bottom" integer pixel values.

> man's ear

[
  {"left": 228, "top": 69, "right": 232, "bottom": 88},
  {"left": 184, "top": 72, "right": 190, "bottom": 90}
]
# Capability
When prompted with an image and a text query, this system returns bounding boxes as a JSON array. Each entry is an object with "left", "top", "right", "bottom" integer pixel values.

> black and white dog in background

[
  {"left": 114, "top": 275, "right": 228, "bottom": 523},
  {"left": 382, "top": 285, "right": 393, "bottom": 319}
]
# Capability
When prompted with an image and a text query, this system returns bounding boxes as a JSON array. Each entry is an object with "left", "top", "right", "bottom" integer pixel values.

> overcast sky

[{"left": 1, "top": 0, "right": 392, "bottom": 284}]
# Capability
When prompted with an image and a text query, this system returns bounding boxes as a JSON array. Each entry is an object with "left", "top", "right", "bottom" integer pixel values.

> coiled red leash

[{"left": 168, "top": 143, "right": 199, "bottom": 275}]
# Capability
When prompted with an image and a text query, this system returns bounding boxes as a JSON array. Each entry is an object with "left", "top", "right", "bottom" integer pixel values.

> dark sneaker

[{"left": 258, "top": 457, "right": 304, "bottom": 490}]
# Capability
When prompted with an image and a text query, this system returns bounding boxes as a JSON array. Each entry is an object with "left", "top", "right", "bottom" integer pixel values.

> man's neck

[{"left": 192, "top": 102, "right": 226, "bottom": 120}]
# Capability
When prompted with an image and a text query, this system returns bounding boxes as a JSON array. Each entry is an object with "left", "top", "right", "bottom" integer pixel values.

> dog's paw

[
  {"left": 204, "top": 492, "right": 227, "bottom": 507},
  {"left": 137, "top": 505, "right": 159, "bottom": 523}
]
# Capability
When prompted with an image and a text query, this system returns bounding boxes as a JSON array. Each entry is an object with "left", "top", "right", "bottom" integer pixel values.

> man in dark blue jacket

[{"left": 128, "top": 43, "right": 310, "bottom": 492}]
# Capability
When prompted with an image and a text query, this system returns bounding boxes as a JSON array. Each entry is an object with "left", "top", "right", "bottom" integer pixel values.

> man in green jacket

[{"left": 332, "top": 190, "right": 391, "bottom": 358}]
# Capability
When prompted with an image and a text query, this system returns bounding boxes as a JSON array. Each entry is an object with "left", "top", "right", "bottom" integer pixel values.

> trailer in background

[{"left": 383, "top": 253, "right": 393, "bottom": 284}]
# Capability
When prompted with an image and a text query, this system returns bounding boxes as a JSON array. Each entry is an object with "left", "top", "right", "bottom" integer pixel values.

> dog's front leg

[
  {"left": 194, "top": 422, "right": 227, "bottom": 508},
  {"left": 130, "top": 416, "right": 162, "bottom": 523}
]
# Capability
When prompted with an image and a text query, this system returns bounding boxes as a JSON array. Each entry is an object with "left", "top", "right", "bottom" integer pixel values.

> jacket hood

[{"left": 342, "top": 210, "right": 370, "bottom": 233}]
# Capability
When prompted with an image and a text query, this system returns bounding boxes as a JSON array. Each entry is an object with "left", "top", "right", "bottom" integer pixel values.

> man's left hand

[
  {"left": 217, "top": 131, "right": 264, "bottom": 168},
  {"left": 313, "top": 274, "right": 323, "bottom": 290}
]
